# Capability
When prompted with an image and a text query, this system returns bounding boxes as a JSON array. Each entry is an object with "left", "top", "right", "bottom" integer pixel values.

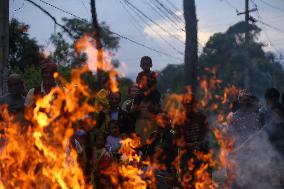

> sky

[{"left": 9, "top": 0, "right": 284, "bottom": 79}]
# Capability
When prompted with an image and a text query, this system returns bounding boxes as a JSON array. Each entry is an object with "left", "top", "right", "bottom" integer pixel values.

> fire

[
  {"left": 74, "top": 35, "right": 120, "bottom": 93},
  {"left": 0, "top": 30, "right": 241, "bottom": 188},
  {"left": 101, "top": 135, "right": 155, "bottom": 189},
  {"left": 0, "top": 65, "right": 99, "bottom": 189}
]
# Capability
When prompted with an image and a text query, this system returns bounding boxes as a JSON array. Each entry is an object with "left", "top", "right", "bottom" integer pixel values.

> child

[
  {"left": 134, "top": 56, "right": 161, "bottom": 106},
  {"left": 105, "top": 121, "right": 122, "bottom": 153},
  {"left": 92, "top": 132, "right": 112, "bottom": 188},
  {"left": 136, "top": 56, "right": 157, "bottom": 92}
]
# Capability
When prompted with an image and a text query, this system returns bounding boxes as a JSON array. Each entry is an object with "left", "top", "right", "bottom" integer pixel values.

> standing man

[{"left": 25, "top": 59, "right": 58, "bottom": 107}]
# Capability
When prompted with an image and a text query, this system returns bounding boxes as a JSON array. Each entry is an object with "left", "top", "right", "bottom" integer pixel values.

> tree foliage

[
  {"left": 49, "top": 18, "right": 120, "bottom": 66},
  {"left": 158, "top": 22, "right": 284, "bottom": 95},
  {"left": 9, "top": 19, "right": 43, "bottom": 71}
]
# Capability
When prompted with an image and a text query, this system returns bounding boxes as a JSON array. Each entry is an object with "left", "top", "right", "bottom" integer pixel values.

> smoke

[{"left": 230, "top": 120, "right": 284, "bottom": 189}]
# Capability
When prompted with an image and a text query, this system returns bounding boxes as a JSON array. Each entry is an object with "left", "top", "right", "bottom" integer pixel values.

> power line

[
  {"left": 37, "top": 0, "right": 85, "bottom": 20},
  {"left": 220, "top": 0, "right": 240, "bottom": 14},
  {"left": 250, "top": 0, "right": 281, "bottom": 52},
  {"left": 119, "top": 0, "right": 146, "bottom": 34},
  {"left": 121, "top": 0, "right": 184, "bottom": 55},
  {"left": 258, "top": 0, "right": 284, "bottom": 13},
  {"left": 154, "top": 0, "right": 184, "bottom": 23},
  {"left": 257, "top": 19, "right": 284, "bottom": 35},
  {"left": 27, "top": 0, "right": 183, "bottom": 60},
  {"left": 163, "top": 0, "right": 180, "bottom": 12},
  {"left": 145, "top": 0, "right": 185, "bottom": 32},
  {"left": 108, "top": 30, "right": 183, "bottom": 60},
  {"left": 123, "top": 0, "right": 184, "bottom": 44},
  {"left": 80, "top": 0, "right": 90, "bottom": 16}
]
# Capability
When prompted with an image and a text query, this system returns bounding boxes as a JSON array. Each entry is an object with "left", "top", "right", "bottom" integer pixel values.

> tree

[
  {"left": 9, "top": 19, "right": 43, "bottom": 71},
  {"left": 158, "top": 22, "right": 284, "bottom": 95},
  {"left": 199, "top": 21, "right": 284, "bottom": 95},
  {"left": 183, "top": 0, "right": 198, "bottom": 93},
  {"left": 49, "top": 18, "right": 119, "bottom": 67}
]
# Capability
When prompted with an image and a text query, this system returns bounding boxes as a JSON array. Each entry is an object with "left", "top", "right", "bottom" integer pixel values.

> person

[
  {"left": 0, "top": 74, "right": 25, "bottom": 115},
  {"left": 227, "top": 89, "right": 264, "bottom": 189},
  {"left": 134, "top": 56, "right": 160, "bottom": 107},
  {"left": 25, "top": 59, "right": 58, "bottom": 107},
  {"left": 261, "top": 88, "right": 284, "bottom": 125},
  {"left": 136, "top": 56, "right": 157, "bottom": 91},
  {"left": 96, "top": 91, "right": 132, "bottom": 135},
  {"left": 144, "top": 113, "right": 177, "bottom": 189},
  {"left": 121, "top": 84, "right": 140, "bottom": 113},
  {"left": 227, "top": 89, "right": 262, "bottom": 147},
  {"left": 105, "top": 120, "right": 122, "bottom": 153},
  {"left": 175, "top": 93, "right": 211, "bottom": 188},
  {"left": 133, "top": 92, "right": 160, "bottom": 143},
  {"left": 72, "top": 129, "right": 88, "bottom": 177},
  {"left": 92, "top": 132, "right": 113, "bottom": 189},
  {"left": 282, "top": 93, "right": 284, "bottom": 109}
]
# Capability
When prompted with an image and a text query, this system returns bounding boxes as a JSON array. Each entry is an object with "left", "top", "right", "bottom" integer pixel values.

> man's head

[
  {"left": 182, "top": 93, "right": 198, "bottom": 114},
  {"left": 7, "top": 74, "right": 24, "bottom": 97},
  {"left": 109, "top": 120, "right": 120, "bottom": 137},
  {"left": 265, "top": 88, "right": 280, "bottom": 107},
  {"left": 40, "top": 60, "right": 57, "bottom": 91},
  {"left": 237, "top": 89, "right": 256, "bottom": 108},
  {"left": 109, "top": 91, "right": 121, "bottom": 109},
  {"left": 140, "top": 56, "right": 152, "bottom": 72}
]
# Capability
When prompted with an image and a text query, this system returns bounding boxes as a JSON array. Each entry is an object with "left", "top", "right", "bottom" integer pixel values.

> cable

[
  {"left": 146, "top": 0, "right": 185, "bottom": 32},
  {"left": 250, "top": 0, "right": 280, "bottom": 52},
  {"left": 163, "top": 0, "right": 180, "bottom": 13},
  {"left": 109, "top": 31, "right": 183, "bottom": 60},
  {"left": 258, "top": 0, "right": 284, "bottom": 13},
  {"left": 153, "top": 0, "right": 184, "bottom": 23},
  {"left": 257, "top": 19, "right": 284, "bottom": 35},
  {"left": 122, "top": 0, "right": 184, "bottom": 55},
  {"left": 28, "top": 0, "right": 183, "bottom": 60},
  {"left": 123, "top": 0, "right": 184, "bottom": 44},
  {"left": 37, "top": 0, "right": 85, "bottom": 20},
  {"left": 80, "top": 0, "right": 91, "bottom": 16},
  {"left": 119, "top": 0, "right": 145, "bottom": 33},
  {"left": 220, "top": 0, "right": 240, "bottom": 14},
  {"left": 14, "top": 1, "right": 25, "bottom": 12}
]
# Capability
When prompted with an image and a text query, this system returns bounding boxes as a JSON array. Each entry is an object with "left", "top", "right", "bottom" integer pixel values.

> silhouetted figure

[
  {"left": 0, "top": 74, "right": 25, "bottom": 115},
  {"left": 144, "top": 113, "right": 177, "bottom": 189},
  {"left": 282, "top": 93, "right": 284, "bottom": 110},
  {"left": 136, "top": 56, "right": 157, "bottom": 91},
  {"left": 133, "top": 57, "right": 161, "bottom": 143},
  {"left": 25, "top": 60, "right": 58, "bottom": 107},
  {"left": 227, "top": 89, "right": 262, "bottom": 147},
  {"left": 175, "top": 94, "right": 210, "bottom": 188},
  {"left": 92, "top": 132, "right": 112, "bottom": 189},
  {"left": 261, "top": 88, "right": 284, "bottom": 124}
]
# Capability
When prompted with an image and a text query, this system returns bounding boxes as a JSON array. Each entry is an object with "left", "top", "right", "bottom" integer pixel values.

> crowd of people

[{"left": 0, "top": 55, "right": 284, "bottom": 188}]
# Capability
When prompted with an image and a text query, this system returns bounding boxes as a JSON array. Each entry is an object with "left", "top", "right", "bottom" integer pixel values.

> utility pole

[
  {"left": 0, "top": 0, "right": 9, "bottom": 95},
  {"left": 237, "top": 0, "right": 257, "bottom": 89},
  {"left": 90, "top": 0, "right": 103, "bottom": 88},
  {"left": 183, "top": 0, "right": 198, "bottom": 94}
]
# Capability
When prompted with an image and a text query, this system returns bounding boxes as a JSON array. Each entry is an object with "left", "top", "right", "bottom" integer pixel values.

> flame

[
  {"left": 0, "top": 65, "right": 98, "bottom": 189},
  {"left": 74, "top": 35, "right": 121, "bottom": 93},
  {"left": 0, "top": 31, "right": 241, "bottom": 189}
]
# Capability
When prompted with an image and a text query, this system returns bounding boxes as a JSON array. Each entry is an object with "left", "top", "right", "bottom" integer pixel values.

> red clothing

[{"left": 136, "top": 71, "right": 157, "bottom": 89}]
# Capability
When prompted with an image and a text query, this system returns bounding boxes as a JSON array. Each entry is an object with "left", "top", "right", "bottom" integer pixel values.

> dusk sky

[{"left": 9, "top": 0, "right": 284, "bottom": 79}]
